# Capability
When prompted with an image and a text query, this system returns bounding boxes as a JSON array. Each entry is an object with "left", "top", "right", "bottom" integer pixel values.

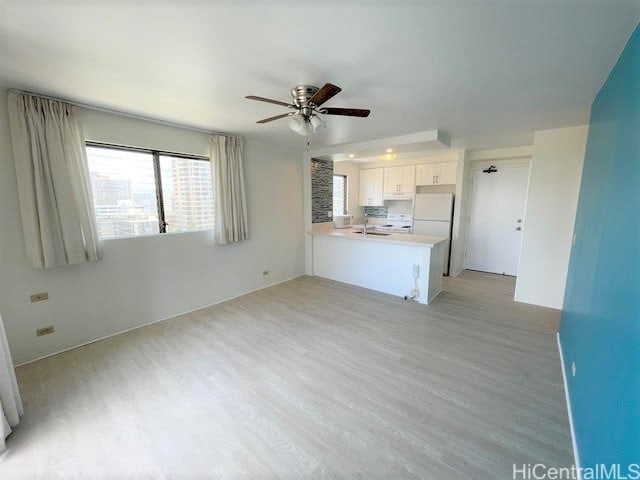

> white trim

[
  {"left": 15, "top": 275, "right": 304, "bottom": 367},
  {"left": 427, "top": 287, "right": 442, "bottom": 304},
  {"left": 557, "top": 331, "right": 582, "bottom": 479}
]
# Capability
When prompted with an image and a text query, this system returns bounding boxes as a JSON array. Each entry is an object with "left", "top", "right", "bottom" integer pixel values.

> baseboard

[
  {"left": 427, "top": 288, "right": 443, "bottom": 305},
  {"left": 557, "top": 332, "right": 582, "bottom": 478},
  {"left": 15, "top": 274, "right": 304, "bottom": 367}
]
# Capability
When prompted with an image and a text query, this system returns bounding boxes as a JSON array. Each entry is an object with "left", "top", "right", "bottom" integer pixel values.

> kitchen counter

[
  {"left": 308, "top": 225, "right": 447, "bottom": 248},
  {"left": 308, "top": 224, "right": 447, "bottom": 304}
]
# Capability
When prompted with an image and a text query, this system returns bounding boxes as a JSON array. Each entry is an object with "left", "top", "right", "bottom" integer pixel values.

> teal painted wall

[{"left": 560, "top": 23, "right": 639, "bottom": 467}]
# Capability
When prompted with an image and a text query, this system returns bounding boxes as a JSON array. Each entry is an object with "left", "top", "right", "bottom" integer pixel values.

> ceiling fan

[{"left": 245, "top": 83, "right": 371, "bottom": 136}]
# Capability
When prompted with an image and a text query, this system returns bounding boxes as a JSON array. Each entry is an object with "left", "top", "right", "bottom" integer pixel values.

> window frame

[
  {"left": 86, "top": 141, "right": 212, "bottom": 238},
  {"left": 333, "top": 174, "right": 348, "bottom": 216}
]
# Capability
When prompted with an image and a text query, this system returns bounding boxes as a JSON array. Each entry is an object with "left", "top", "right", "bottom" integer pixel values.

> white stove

[{"left": 375, "top": 214, "right": 413, "bottom": 234}]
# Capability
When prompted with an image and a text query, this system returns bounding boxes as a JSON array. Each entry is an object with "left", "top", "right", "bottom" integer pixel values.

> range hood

[{"left": 383, "top": 192, "right": 415, "bottom": 201}]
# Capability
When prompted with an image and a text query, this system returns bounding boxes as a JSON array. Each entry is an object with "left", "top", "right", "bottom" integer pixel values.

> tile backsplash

[
  {"left": 311, "top": 158, "right": 333, "bottom": 223},
  {"left": 363, "top": 206, "right": 387, "bottom": 218}
]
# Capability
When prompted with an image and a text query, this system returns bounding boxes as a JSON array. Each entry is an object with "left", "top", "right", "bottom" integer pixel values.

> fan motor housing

[{"left": 291, "top": 85, "right": 319, "bottom": 107}]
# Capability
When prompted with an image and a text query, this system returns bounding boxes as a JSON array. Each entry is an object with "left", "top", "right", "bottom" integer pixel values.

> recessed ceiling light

[
  {"left": 386, "top": 148, "right": 393, "bottom": 153},
  {"left": 348, "top": 154, "right": 355, "bottom": 158}
]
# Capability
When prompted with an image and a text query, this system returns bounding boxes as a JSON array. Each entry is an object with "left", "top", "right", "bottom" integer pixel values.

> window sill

[{"left": 99, "top": 228, "right": 214, "bottom": 242}]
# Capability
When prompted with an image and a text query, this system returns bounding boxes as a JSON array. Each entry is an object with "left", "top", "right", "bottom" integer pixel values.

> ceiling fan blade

[
  {"left": 321, "top": 107, "right": 370, "bottom": 117},
  {"left": 308, "top": 83, "right": 342, "bottom": 106},
  {"left": 256, "top": 112, "right": 293, "bottom": 124},
  {"left": 245, "top": 95, "right": 293, "bottom": 108}
]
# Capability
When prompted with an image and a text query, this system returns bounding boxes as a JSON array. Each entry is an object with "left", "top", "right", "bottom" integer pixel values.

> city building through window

[{"left": 86, "top": 144, "right": 214, "bottom": 239}]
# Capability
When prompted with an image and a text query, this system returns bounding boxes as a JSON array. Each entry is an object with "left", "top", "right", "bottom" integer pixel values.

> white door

[{"left": 466, "top": 165, "right": 529, "bottom": 276}]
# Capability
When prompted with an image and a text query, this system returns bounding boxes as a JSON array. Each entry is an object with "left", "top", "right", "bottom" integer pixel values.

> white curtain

[
  {"left": 0, "top": 314, "right": 23, "bottom": 453},
  {"left": 8, "top": 91, "right": 101, "bottom": 268},
  {"left": 211, "top": 135, "right": 248, "bottom": 244}
]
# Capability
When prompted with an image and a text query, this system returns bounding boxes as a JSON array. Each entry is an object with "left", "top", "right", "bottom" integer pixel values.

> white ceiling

[{"left": 1, "top": 1, "right": 638, "bottom": 150}]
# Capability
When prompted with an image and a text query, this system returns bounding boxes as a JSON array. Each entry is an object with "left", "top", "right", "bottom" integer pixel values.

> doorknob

[{"left": 516, "top": 226, "right": 522, "bottom": 231}]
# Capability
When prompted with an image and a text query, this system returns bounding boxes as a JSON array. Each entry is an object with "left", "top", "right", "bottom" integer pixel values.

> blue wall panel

[{"left": 560, "top": 23, "right": 639, "bottom": 467}]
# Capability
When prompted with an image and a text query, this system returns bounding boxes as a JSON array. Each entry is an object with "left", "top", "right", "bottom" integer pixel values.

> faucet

[{"left": 363, "top": 213, "right": 368, "bottom": 236}]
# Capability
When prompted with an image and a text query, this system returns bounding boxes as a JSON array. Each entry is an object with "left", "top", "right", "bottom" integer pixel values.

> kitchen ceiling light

[
  {"left": 386, "top": 148, "right": 394, "bottom": 153},
  {"left": 380, "top": 153, "right": 397, "bottom": 161},
  {"left": 348, "top": 154, "right": 355, "bottom": 158}
]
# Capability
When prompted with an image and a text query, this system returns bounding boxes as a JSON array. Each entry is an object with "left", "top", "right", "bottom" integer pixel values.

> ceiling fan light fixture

[
  {"left": 247, "top": 83, "right": 371, "bottom": 134},
  {"left": 309, "top": 113, "right": 325, "bottom": 131},
  {"left": 288, "top": 113, "right": 325, "bottom": 136},
  {"left": 288, "top": 114, "right": 312, "bottom": 136}
]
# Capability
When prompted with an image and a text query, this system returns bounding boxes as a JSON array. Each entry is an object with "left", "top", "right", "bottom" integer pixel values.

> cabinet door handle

[
  {"left": 435, "top": 175, "right": 439, "bottom": 184},
  {"left": 432, "top": 176, "right": 435, "bottom": 183}
]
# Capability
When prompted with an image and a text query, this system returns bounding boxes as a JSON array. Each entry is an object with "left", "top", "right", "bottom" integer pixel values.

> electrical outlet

[
  {"left": 413, "top": 264, "right": 420, "bottom": 278},
  {"left": 262, "top": 270, "right": 269, "bottom": 276},
  {"left": 30, "top": 292, "right": 49, "bottom": 303},
  {"left": 36, "top": 326, "right": 54, "bottom": 337},
  {"left": 327, "top": 211, "right": 333, "bottom": 218},
  {"left": 571, "top": 361, "right": 576, "bottom": 377}
]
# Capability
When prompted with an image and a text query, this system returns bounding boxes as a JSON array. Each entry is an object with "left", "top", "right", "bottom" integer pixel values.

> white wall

[
  {"left": 333, "top": 161, "right": 363, "bottom": 220},
  {"left": 0, "top": 87, "right": 305, "bottom": 365},
  {"left": 449, "top": 149, "right": 470, "bottom": 276},
  {"left": 514, "top": 125, "right": 588, "bottom": 309}
]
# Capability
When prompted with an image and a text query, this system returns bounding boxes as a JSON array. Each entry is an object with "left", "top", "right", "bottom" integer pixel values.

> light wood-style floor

[{"left": 1, "top": 271, "right": 572, "bottom": 479}]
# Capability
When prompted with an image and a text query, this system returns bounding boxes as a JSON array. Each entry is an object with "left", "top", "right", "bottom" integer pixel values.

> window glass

[
  {"left": 86, "top": 145, "right": 214, "bottom": 239},
  {"left": 87, "top": 146, "right": 158, "bottom": 238},
  {"left": 333, "top": 174, "right": 347, "bottom": 216},
  {"left": 159, "top": 155, "right": 215, "bottom": 234}
]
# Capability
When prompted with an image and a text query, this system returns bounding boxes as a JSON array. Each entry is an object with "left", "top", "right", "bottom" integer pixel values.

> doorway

[{"left": 465, "top": 164, "right": 530, "bottom": 276}]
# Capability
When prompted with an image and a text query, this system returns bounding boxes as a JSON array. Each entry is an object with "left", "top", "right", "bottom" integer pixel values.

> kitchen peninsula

[{"left": 309, "top": 225, "right": 447, "bottom": 304}]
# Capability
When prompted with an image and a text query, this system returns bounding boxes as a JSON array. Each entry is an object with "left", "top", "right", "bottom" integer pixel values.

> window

[
  {"left": 86, "top": 144, "right": 214, "bottom": 239},
  {"left": 159, "top": 155, "right": 215, "bottom": 234},
  {"left": 333, "top": 174, "right": 347, "bottom": 216}
]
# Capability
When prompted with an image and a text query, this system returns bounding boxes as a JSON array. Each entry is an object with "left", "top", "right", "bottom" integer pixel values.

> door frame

[{"left": 463, "top": 158, "right": 531, "bottom": 276}]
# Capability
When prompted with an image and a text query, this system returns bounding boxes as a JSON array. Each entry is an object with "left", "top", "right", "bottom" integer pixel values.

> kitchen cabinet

[
  {"left": 416, "top": 161, "right": 458, "bottom": 186},
  {"left": 383, "top": 165, "right": 415, "bottom": 194},
  {"left": 358, "top": 168, "right": 384, "bottom": 206}
]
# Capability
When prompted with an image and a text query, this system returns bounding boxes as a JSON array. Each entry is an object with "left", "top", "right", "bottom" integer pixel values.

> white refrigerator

[{"left": 413, "top": 193, "right": 454, "bottom": 275}]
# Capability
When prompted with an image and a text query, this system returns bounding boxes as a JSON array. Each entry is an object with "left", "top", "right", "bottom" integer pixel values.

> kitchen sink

[{"left": 351, "top": 230, "right": 392, "bottom": 236}]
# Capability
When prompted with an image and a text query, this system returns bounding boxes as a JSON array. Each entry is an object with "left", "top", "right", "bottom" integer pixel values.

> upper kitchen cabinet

[
  {"left": 416, "top": 161, "right": 458, "bottom": 185},
  {"left": 438, "top": 162, "right": 458, "bottom": 185},
  {"left": 383, "top": 165, "right": 415, "bottom": 195},
  {"left": 359, "top": 168, "right": 384, "bottom": 206}
]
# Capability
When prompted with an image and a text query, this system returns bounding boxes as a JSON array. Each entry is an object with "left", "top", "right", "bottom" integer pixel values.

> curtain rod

[{"left": 10, "top": 88, "right": 237, "bottom": 138}]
